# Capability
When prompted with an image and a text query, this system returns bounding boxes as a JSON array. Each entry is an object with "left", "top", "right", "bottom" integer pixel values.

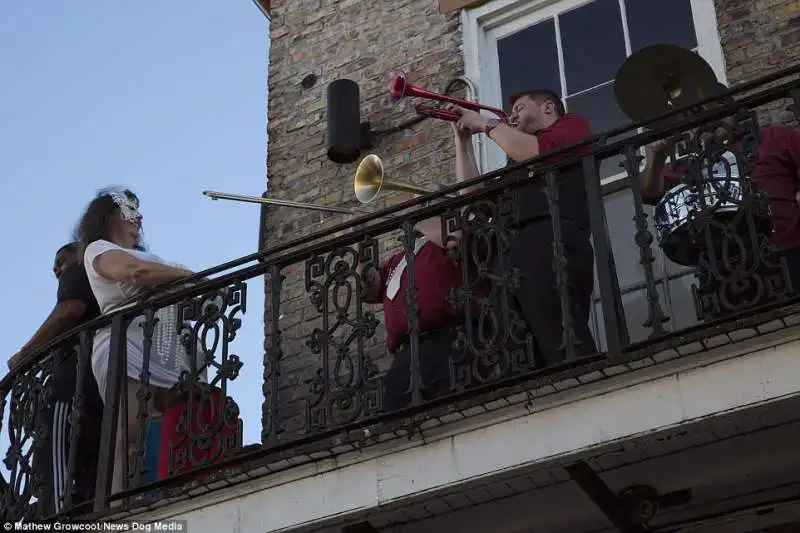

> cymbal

[{"left": 614, "top": 44, "right": 721, "bottom": 122}]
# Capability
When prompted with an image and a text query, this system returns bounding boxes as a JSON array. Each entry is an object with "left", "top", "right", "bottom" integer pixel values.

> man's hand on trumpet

[{"left": 444, "top": 104, "right": 488, "bottom": 136}]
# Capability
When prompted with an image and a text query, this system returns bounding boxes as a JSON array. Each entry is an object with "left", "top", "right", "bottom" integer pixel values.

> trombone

[
  {"left": 204, "top": 154, "right": 439, "bottom": 213},
  {"left": 203, "top": 190, "right": 362, "bottom": 214}
]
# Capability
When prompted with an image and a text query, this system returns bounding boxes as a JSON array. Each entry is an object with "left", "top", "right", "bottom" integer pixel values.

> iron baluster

[
  {"left": 622, "top": 144, "right": 670, "bottom": 338},
  {"left": 544, "top": 172, "right": 580, "bottom": 360},
  {"left": 402, "top": 222, "right": 424, "bottom": 405}
]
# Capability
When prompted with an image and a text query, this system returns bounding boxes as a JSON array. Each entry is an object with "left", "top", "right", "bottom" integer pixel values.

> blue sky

[{"left": 0, "top": 3, "right": 269, "bottom": 446}]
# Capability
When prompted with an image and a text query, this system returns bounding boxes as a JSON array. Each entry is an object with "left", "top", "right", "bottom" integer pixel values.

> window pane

[
  {"left": 560, "top": 0, "right": 626, "bottom": 94},
  {"left": 566, "top": 83, "right": 632, "bottom": 178},
  {"left": 498, "top": 19, "right": 561, "bottom": 113},
  {"left": 625, "top": 0, "right": 697, "bottom": 52}
]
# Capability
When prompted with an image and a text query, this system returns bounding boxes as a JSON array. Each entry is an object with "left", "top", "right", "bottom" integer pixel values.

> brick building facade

[{"left": 261, "top": 0, "right": 800, "bottom": 437}]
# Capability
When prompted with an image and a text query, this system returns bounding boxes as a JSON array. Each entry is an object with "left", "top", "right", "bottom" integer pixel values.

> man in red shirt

[
  {"left": 360, "top": 218, "right": 488, "bottom": 410},
  {"left": 640, "top": 102, "right": 800, "bottom": 297},
  {"left": 445, "top": 89, "right": 597, "bottom": 367}
]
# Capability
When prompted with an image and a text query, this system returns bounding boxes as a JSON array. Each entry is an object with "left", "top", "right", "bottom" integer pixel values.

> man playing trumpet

[{"left": 444, "top": 88, "right": 598, "bottom": 367}]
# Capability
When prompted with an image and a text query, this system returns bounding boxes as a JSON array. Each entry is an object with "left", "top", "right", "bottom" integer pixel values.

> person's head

[
  {"left": 53, "top": 242, "right": 78, "bottom": 279},
  {"left": 691, "top": 82, "right": 736, "bottom": 145},
  {"left": 74, "top": 188, "right": 144, "bottom": 259},
  {"left": 508, "top": 89, "right": 566, "bottom": 134}
]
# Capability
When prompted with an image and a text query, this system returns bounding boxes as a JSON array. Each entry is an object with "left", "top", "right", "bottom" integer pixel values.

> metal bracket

[
  {"left": 565, "top": 461, "right": 649, "bottom": 533},
  {"left": 565, "top": 461, "right": 692, "bottom": 533}
]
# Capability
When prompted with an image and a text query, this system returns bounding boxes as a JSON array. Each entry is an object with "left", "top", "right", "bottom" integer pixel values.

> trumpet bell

[
  {"left": 389, "top": 72, "right": 408, "bottom": 103},
  {"left": 354, "top": 154, "right": 385, "bottom": 204}
]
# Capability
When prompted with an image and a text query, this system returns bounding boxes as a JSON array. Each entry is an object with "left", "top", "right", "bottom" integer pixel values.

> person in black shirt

[
  {"left": 447, "top": 90, "right": 598, "bottom": 366},
  {"left": 8, "top": 242, "right": 103, "bottom": 515}
]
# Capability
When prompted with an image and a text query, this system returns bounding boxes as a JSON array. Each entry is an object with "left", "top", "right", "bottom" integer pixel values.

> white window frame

[{"left": 461, "top": 0, "right": 729, "bottom": 183}]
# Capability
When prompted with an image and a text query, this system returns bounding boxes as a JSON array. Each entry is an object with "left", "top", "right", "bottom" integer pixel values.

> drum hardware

[
  {"left": 614, "top": 45, "right": 772, "bottom": 266},
  {"left": 389, "top": 71, "right": 517, "bottom": 127},
  {"left": 614, "top": 44, "right": 721, "bottom": 124}
]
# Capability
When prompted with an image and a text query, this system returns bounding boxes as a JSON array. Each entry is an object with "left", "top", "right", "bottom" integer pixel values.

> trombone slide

[{"left": 203, "top": 190, "right": 360, "bottom": 215}]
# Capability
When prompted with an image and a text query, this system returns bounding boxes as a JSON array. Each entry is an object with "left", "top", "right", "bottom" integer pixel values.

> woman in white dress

[{"left": 75, "top": 188, "right": 204, "bottom": 497}]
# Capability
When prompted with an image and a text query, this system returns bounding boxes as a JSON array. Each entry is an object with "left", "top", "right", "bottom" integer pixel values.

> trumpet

[{"left": 390, "top": 72, "right": 513, "bottom": 125}]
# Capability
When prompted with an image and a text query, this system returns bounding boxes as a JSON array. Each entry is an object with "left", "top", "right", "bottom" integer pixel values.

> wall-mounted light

[{"left": 326, "top": 79, "right": 374, "bottom": 164}]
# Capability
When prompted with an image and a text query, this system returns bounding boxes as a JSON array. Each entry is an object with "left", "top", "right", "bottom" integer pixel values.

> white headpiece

[{"left": 99, "top": 187, "right": 141, "bottom": 222}]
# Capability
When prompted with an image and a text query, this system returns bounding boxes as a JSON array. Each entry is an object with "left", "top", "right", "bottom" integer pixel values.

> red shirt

[
  {"left": 498, "top": 113, "right": 595, "bottom": 229},
  {"left": 536, "top": 113, "right": 594, "bottom": 161},
  {"left": 367, "top": 241, "right": 487, "bottom": 354},
  {"left": 657, "top": 125, "right": 800, "bottom": 250}
]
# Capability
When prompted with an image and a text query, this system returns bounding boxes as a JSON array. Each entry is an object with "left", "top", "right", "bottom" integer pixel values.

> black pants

[
  {"left": 504, "top": 219, "right": 597, "bottom": 367},
  {"left": 36, "top": 388, "right": 103, "bottom": 515},
  {"left": 383, "top": 328, "right": 460, "bottom": 412}
]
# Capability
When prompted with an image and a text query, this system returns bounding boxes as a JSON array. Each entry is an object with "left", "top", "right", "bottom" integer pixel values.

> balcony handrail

[{"left": 3, "top": 62, "right": 800, "bottom": 390}]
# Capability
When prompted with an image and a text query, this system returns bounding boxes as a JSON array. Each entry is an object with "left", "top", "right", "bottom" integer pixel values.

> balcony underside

[
  {"left": 316, "top": 393, "right": 800, "bottom": 533},
  {"left": 121, "top": 309, "right": 800, "bottom": 533}
]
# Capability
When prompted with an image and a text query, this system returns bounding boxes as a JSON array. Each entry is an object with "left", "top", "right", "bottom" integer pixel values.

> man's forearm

[
  {"left": 455, "top": 137, "right": 482, "bottom": 194},
  {"left": 487, "top": 124, "right": 541, "bottom": 162},
  {"left": 640, "top": 151, "right": 667, "bottom": 200},
  {"left": 18, "top": 305, "right": 83, "bottom": 360}
]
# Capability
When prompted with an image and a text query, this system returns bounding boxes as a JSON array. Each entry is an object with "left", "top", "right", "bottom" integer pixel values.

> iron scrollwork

[
  {"left": 659, "top": 108, "right": 792, "bottom": 319},
  {"left": 162, "top": 281, "right": 246, "bottom": 476},
  {"left": 444, "top": 192, "right": 536, "bottom": 391},
  {"left": 304, "top": 239, "right": 383, "bottom": 433},
  {"left": 2, "top": 356, "right": 54, "bottom": 520}
]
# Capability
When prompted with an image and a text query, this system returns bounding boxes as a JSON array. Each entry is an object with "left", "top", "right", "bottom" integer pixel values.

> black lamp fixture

[{"left": 326, "top": 79, "right": 374, "bottom": 164}]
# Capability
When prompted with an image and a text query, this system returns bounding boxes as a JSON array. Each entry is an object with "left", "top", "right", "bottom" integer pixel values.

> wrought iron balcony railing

[{"left": 3, "top": 63, "right": 800, "bottom": 522}]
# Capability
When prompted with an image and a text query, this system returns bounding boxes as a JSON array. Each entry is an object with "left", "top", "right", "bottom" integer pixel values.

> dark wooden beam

[
  {"left": 341, "top": 521, "right": 379, "bottom": 533},
  {"left": 565, "top": 461, "right": 649, "bottom": 533}
]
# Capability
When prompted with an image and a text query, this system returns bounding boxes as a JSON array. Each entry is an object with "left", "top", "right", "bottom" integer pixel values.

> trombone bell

[
  {"left": 354, "top": 154, "right": 385, "bottom": 204},
  {"left": 353, "top": 154, "right": 435, "bottom": 204}
]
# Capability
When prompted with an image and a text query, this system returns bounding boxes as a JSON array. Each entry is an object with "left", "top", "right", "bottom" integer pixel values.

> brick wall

[
  {"left": 262, "top": 0, "right": 464, "bottom": 440},
  {"left": 715, "top": 0, "right": 800, "bottom": 124}
]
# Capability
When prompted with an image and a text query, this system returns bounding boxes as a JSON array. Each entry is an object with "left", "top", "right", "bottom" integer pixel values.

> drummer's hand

[
  {"left": 795, "top": 190, "right": 800, "bottom": 208},
  {"left": 649, "top": 138, "right": 673, "bottom": 154}
]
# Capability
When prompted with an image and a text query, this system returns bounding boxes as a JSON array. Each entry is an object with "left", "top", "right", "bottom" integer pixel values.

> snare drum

[{"left": 652, "top": 151, "right": 771, "bottom": 266}]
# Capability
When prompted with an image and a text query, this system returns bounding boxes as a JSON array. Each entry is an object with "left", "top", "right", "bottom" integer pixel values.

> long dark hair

[{"left": 73, "top": 188, "right": 145, "bottom": 262}]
